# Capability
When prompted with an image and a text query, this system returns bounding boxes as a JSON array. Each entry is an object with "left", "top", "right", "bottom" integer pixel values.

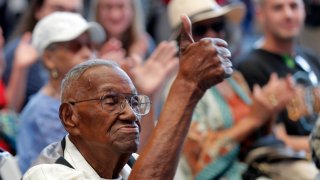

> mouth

[
  {"left": 282, "top": 22, "right": 299, "bottom": 30},
  {"left": 117, "top": 124, "right": 140, "bottom": 133}
]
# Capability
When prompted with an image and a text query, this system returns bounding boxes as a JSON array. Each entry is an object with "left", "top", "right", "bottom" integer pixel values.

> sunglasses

[
  {"left": 192, "top": 21, "right": 225, "bottom": 36},
  {"left": 51, "top": 36, "right": 94, "bottom": 53}
]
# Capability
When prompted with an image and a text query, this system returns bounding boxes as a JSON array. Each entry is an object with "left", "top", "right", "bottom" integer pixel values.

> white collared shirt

[{"left": 23, "top": 136, "right": 133, "bottom": 180}]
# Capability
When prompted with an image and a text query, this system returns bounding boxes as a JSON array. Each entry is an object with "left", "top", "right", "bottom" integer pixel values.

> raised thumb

[{"left": 179, "top": 15, "right": 194, "bottom": 54}]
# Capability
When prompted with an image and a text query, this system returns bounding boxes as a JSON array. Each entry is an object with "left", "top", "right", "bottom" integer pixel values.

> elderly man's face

[{"left": 71, "top": 65, "right": 141, "bottom": 153}]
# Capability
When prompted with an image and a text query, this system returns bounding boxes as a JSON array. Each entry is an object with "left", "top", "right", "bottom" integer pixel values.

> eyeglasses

[
  {"left": 69, "top": 93, "right": 151, "bottom": 116},
  {"left": 192, "top": 21, "right": 225, "bottom": 36}
]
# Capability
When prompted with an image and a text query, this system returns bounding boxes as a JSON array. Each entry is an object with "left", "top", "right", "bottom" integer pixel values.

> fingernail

[{"left": 217, "top": 47, "right": 231, "bottom": 58}]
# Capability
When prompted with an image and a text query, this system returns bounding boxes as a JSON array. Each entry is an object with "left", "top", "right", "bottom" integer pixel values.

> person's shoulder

[
  {"left": 23, "top": 163, "right": 81, "bottom": 180},
  {"left": 235, "top": 49, "right": 264, "bottom": 66},
  {"left": 32, "top": 140, "right": 62, "bottom": 167},
  {"left": 3, "top": 37, "right": 22, "bottom": 57},
  {"left": 20, "top": 92, "right": 60, "bottom": 122},
  {"left": 297, "top": 46, "right": 320, "bottom": 62},
  {"left": 236, "top": 48, "right": 281, "bottom": 69},
  {"left": 235, "top": 49, "right": 261, "bottom": 71},
  {"left": 296, "top": 46, "right": 320, "bottom": 70},
  {"left": 20, "top": 92, "right": 46, "bottom": 113}
]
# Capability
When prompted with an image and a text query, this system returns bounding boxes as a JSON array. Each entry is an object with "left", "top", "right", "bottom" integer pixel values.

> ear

[
  {"left": 59, "top": 103, "right": 80, "bottom": 135},
  {"left": 42, "top": 50, "right": 56, "bottom": 70},
  {"left": 255, "top": 6, "right": 264, "bottom": 26}
]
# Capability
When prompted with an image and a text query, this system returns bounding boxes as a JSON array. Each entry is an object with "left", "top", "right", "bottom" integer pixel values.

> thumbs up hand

[{"left": 177, "top": 15, "right": 232, "bottom": 92}]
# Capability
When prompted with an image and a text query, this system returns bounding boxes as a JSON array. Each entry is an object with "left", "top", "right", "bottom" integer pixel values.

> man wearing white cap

[{"left": 17, "top": 11, "right": 105, "bottom": 173}]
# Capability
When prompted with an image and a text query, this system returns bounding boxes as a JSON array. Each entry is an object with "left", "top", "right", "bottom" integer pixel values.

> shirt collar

[{"left": 64, "top": 135, "right": 122, "bottom": 180}]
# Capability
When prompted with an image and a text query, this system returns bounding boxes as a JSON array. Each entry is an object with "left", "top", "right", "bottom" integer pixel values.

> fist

[{"left": 178, "top": 15, "right": 232, "bottom": 92}]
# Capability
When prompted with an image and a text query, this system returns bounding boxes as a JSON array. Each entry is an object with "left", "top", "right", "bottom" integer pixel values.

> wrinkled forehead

[{"left": 76, "top": 65, "right": 136, "bottom": 96}]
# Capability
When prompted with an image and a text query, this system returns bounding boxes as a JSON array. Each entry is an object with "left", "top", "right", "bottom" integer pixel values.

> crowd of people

[{"left": 1, "top": 0, "right": 320, "bottom": 179}]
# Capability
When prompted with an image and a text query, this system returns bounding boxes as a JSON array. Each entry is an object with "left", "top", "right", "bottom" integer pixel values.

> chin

[
  {"left": 123, "top": 144, "right": 139, "bottom": 153},
  {"left": 115, "top": 139, "right": 139, "bottom": 153},
  {"left": 274, "top": 32, "right": 297, "bottom": 41},
  {"left": 282, "top": 29, "right": 300, "bottom": 38}
]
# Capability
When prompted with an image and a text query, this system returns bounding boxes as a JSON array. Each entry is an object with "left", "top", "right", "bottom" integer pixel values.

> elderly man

[
  {"left": 22, "top": 15, "right": 232, "bottom": 179},
  {"left": 17, "top": 10, "right": 178, "bottom": 174}
]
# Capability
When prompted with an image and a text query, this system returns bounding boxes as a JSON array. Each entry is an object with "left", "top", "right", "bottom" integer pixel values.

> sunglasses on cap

[{"left": 192, "top": 21, "right": 225, "bottom": 36}]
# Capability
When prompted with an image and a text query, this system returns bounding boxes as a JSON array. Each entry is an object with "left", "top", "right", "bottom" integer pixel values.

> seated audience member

[
  {"left": 17, "top": 12, "right": 106, "bottom": 173},
  {"left": 92, "top": 0, "right": 155, "bottom": 59},
  {"left": 91, "top": 0, "right": 179, "bottom": 130},
  {"left": 3, "top": 0, "right": 84, "bottom": 112},
  {"left": 167, "top": 0, "right": 308, "bottom": 179},
  {"left": 23, "top": 15, "right": 232, "bottom": 179},
  {"left": 236, "top": 0, "right": 320, "bottom": 152}
]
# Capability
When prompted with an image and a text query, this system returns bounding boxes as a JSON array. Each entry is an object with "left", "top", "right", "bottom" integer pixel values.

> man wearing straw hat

[{"left": 168, "top": 0, "right": 245, "bottom": 54}]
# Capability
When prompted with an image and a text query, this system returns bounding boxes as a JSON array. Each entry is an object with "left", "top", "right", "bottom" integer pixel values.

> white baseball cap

[{"left": 32, "top": 12, "right": 106, "bottom": 54}]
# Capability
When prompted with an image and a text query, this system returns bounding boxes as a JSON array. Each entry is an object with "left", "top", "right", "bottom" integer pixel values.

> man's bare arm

[{"left": 129, "top": 15, "right": 231, "bottom": 180}]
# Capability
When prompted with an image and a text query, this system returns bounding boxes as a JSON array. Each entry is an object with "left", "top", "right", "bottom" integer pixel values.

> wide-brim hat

[
  {"left": 168, "top": 0, "right": 246, "bottom": 39},
  {"left": 32, "top": 12, "right": 106, "bottom": 55}
]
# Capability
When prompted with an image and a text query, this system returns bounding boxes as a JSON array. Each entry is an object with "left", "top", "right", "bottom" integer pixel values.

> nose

[
  {"left": 205, "top": 29, "right": 220, "bottom": 38},
  {"left": 119, "top": 100, "right": 139, "bottom": 121},
  {"left": 109, "top": 7, "right": 122, "bottom": 20},
  {"left": 284, "top": 5, "right": 294, "bottom": 18},
  {"left": 79, "top": 46, "right": 93, "bottom": 60}
]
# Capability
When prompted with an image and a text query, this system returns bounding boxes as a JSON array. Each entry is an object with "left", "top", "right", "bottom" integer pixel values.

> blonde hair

[{"left": 91, "top": 0, "right": 146, "bottom": 55}]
